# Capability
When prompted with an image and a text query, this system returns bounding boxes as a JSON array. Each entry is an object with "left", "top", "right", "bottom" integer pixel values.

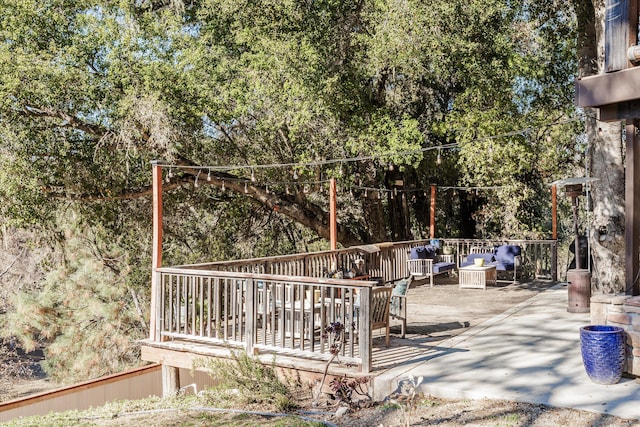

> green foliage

[
  {"left": 197, "top": 351, "right": 297, "bottom": 412},
  {"left": 3, "top": 220, "right": 146, "bottom": 383},
  {"left": 0, "top": 0, "right": 585, "bottom": 381}
]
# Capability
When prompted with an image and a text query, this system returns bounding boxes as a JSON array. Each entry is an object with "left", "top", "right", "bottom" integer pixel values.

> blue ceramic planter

[{"left": 579, "top": 325, "right": 626, "bottom": 385}]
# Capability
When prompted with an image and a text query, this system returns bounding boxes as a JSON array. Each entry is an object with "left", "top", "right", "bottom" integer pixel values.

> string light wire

[{"left": 154, "top": 116, "right": 581, "bottom": 173}]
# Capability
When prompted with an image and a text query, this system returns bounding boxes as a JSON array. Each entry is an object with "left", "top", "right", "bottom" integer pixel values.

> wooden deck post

[
  {"left": 245, "top": 278, "right": 256, "bottom": 354},
  {"left": 626, "top": 120, "right": 640, "bottom": 294},
  {"left": 162, "top": 365, "right": 179, "bottom": 397},
  {"left": 358, "top": 286, "right": 372, "bottom": 373},
  {"left": 430, "top": 184, "right": 436, "bottom": 239},
  {"left": 152, "top": 162, "right": 179, "bottom": 397}
]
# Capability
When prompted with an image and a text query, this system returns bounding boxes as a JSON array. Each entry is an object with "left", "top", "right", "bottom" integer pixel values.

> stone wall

[{"left": 590, "top": 294, "right": 640, "bottom": 377}]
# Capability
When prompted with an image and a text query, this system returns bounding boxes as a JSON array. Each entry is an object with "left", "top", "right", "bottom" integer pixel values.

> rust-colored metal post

[
  {"left": 430, "top": 185, "right": 436, "bottom": 239},
  {"left": 151, "top": 161, "right": 163, "bottom": 341},
  {"left": 551, "top": 184, "right": 558, "bottom": 282},
  {"left": 551, "top": 185, "right": 557, "bottom": 240},
  {"left": 330, "top": 178, "right": 337, "bottom": 250}
]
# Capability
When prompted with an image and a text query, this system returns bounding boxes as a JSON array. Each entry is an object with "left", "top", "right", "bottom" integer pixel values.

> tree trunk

[
  {"left": 588, "top": 120, "right": 625, "bottom": 292},
  {"left": 573, "top": 0, "right": 626, "bottom": 292},
  {"left": 385, "top": 167, "right": 412, "bottom": 241},
  {"left": 361, "top": 193, "right": 390, "bottom": 243}
]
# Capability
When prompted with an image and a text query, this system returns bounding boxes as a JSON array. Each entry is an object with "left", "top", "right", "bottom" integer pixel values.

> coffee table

[{"left": 459, "top": 265, "right": 497, "bottom": 290}]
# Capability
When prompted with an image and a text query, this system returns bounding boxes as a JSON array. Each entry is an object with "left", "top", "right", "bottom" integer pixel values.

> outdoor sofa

[{"left": 459, "top": 244, "right": 522, "bottom": 284}]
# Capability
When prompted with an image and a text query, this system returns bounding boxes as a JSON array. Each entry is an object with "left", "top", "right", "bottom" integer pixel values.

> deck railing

[
  {"left": 150, "top": 238, "right": 557, "bottom": 374},
  {"left": 154, "top": 268, "right": 378, "bottom": 372},
  {"left": 177, "top": 238, "right": 558, "bottom": 283}
]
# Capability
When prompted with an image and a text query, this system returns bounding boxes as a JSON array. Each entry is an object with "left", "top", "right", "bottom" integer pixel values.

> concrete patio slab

[{"left": 374, "top": 283, "right": 640, "bottom": 421}]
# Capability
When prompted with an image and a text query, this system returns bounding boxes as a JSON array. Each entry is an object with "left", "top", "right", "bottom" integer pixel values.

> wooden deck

[
  {"left": 142, "top": 271, "right": 556, "bottom": 390},
  {"left": 143, "top": 239, "right": 558, "bottom": 394}
]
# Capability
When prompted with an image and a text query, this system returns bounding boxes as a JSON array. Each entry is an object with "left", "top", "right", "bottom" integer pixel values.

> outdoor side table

[{"left": 459, "top": 265, "right": 497, "bottom": 290}]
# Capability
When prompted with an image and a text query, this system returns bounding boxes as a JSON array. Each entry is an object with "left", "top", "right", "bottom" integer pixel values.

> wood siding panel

[{"left": 605, "top": 0, "right": 630, "bottom": 72}]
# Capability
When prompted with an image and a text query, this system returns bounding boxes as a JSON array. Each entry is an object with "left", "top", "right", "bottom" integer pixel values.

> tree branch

[{"left": 20, "top": 105, "right": 108, "bottom": 137}]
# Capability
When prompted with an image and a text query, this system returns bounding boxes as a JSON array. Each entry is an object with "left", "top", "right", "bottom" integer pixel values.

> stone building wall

[{"left": 590, "top": 294, "right": 640, "bottom": 377}]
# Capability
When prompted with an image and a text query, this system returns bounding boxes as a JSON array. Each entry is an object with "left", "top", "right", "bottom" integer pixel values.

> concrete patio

[{"left": 375, "top": 280, "right": 640, "bottom": 421}]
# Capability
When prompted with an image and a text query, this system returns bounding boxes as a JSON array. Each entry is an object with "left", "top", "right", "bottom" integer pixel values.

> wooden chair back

[{"left": 371, "top": 286, "right": 392, "bottom": 347}]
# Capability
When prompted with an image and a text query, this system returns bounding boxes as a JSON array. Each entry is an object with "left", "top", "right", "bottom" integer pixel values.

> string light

[
  {"left": 244, "top": 182, "right": 248, "bottom": 193},
  {"left": 154, "top": 116, "right": 581, "bottom": 175},
  {"left": 153, "top": 116, "right": 582, "bottom": 201}
]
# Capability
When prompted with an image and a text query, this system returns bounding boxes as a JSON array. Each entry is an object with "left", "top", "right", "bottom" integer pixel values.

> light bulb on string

[
  {"left": 266, "top": 184, "right": 270, "bottom": 194},
  {"left": 250, "top": 168, "right": 256, "bottom": 182},
  {"left": 221, "top": 180, "right": 225, "bottom": 192},
  {"left": 293, "top": 169, "right": 298, "bottom": 180},
  {"left": 194, "top": 171, "right": 201, "bottom": 188},
  {"left": 244, "top": 182, "right": 248, "bottom": 193},
  {"left": 207, "top": 170, "right": 212, "bottom": 182},
  {"left": 364, "top": 188, "right": 368, "bottom": 197},
  {"left": 436, "top": 149, "right": 442, "bottom": 165}
]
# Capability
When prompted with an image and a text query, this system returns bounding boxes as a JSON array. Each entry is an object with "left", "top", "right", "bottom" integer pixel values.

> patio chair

[
  {"left": 371, "top": 286, "right": 392, "bottom": 347},
  {"left": 390, "top": 278, "right": 411, "bottom": 338},
  {"left": 407, "top": 245, "right": 456, "bottom": 287}
]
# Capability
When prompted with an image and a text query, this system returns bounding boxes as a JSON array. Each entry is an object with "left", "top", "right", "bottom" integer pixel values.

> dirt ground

[{"left": 3, "top": 276, "right": 640, "bottom": 426}]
